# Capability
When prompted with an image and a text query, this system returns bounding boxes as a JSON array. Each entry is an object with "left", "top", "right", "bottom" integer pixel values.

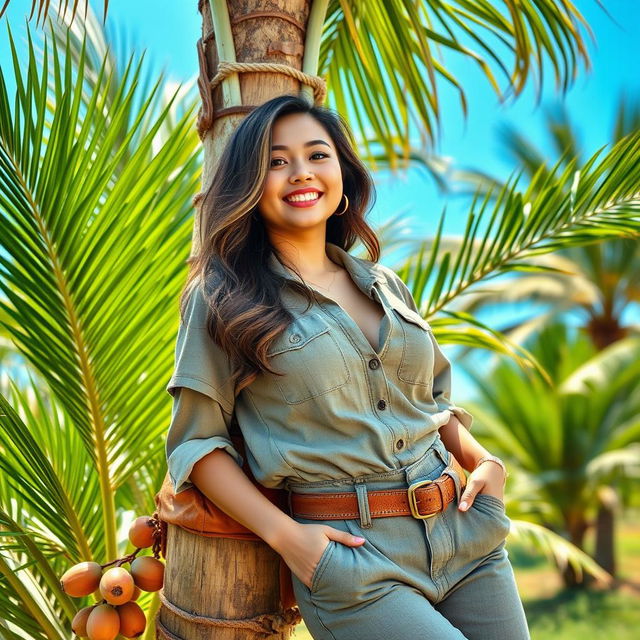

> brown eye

[{"left": 270, "top": 152, "right": 328, "bottom": 168}]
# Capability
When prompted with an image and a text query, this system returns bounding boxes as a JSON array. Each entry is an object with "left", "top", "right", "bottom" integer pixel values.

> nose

[{"left": 289, "top": 159, "right": 315, "bottom": 183}]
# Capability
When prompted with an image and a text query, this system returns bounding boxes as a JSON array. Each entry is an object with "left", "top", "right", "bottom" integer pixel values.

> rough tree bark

[{"left": 157, "top": 1, "right": 315, "bottom": 638}]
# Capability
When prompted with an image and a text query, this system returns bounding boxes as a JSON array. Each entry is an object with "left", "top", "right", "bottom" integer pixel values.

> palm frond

[
  {"left": 0, "top": 0, "right": 106, "bottom": 26},
  {"left": 322, "top": 0, "right": 592, "bottom": 163},
  {"left": 508, "top": 519, "right": 613, "bottom": 585},
  {"left": 398, "top": 132, "right": 640, "bottom": 321},
  {"left": 42, "top": 7, "right": 199, "bottom": 152},
  {"left": 428, "top": 310, "right": 552, "bottom": 383},
  {"left": 0, "top": 20, "right": 200, "bottom": 562},
  {"left": 0, "top": 551, "right": 69, "bottom": 640},
  {"left": 0, "top": 382, "right": 99, "bottom": 563},
  {"left": 0, "top": 380, "right": 115, "bottom": 632}
]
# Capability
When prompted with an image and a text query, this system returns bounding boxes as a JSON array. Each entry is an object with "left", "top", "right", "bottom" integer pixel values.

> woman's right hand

[{"left": 273, "top": 522, "right": 366, "bottom": 589}]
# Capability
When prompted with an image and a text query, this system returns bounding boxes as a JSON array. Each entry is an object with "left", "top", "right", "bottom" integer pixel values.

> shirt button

[
  {"left": 368, "top": 358, "right": 380, "bottom": 369},
  {"left": 377, "top": 399, "right": 386, "bottom": 410},
  {"left": 289, "top": 333, "right": 301, "bottom": 343},
  {"left": 396, "top": 439, "right": 405, "bottom": 450}
]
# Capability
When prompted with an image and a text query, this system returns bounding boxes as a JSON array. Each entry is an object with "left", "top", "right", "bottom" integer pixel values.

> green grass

[
  {"left": 516, "top": 508, "right": 640, "bottom": 639},
  {"left": 524, "top": 589, "right": 640, "bottom": 640},
  {"left": 291, "top": 509, "right": 640, "bottom": 639}
]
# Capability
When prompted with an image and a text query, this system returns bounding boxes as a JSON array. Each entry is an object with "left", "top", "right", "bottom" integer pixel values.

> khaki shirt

[{"left": 165, "top": 242, "right": 473, "bottom": 494}]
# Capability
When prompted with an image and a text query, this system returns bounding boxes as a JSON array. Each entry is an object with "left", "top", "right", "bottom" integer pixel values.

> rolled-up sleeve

[
  {"left": 388, "top": 267, "right": 474, "bottom": 431},
  {"left": 166, "top": 387, "right": 244, "bottom": 494},
  {"left": 165, "top": 282, "right": 244, "bottom": 494}
]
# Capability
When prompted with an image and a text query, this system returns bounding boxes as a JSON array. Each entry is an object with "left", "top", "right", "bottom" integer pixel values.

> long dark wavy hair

[{"left": 180, "top": 94, "right": 380, "bottom": 395}]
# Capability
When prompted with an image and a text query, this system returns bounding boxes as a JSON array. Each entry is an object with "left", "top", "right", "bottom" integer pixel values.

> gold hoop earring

[{"left": 334, "top": 194, "right": 349, "bottom": 216}]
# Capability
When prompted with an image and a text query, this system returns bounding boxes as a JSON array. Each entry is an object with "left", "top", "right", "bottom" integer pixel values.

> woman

[{"left": 165, "top": 94, "right": 530, "bottom": 639}]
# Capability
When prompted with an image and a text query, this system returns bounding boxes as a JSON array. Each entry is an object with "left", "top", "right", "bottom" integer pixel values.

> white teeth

[{"left": 285, "top": 192, "right": 320, "bottom": 203}]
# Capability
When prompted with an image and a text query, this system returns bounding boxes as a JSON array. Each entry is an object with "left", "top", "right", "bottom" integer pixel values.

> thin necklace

[{"left": 306, "top": 265, "right": 340, "bottom": 293}]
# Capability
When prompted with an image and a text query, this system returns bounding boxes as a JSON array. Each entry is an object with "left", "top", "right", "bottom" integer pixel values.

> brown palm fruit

[
  {"left": 86, "top": 603, "right": 120, "bottom": 640},
  {"left": 129, "top": 556, "right": 164, "bottom": 592},
  {"left": 116, "top": 601, "right": 147, "bottom": 638},
  {"left": 71, "top": 604, "right": 96, "bottom": 637},
  {"left": 130, "top": 585, "right": 141, "bottom": 601},
  {"left": 128, "top": 516, "right": 156, "bottom": 549},
  {"left": 60, "top": 561, "right": 103, "bottom": 597},
  {"left": 99, "top": 567, "right": 135, "bottom": 605}
]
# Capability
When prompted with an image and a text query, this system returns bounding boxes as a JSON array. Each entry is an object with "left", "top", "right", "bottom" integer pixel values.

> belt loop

[
  {"left": 435, "top": 441, "right": 463, "bottom": 504},
  {"left": 353, "top": 478, "right": 372, "bottom": 528},
  {"left": 445, "top": 469, "right": 463, "bottom": 504},
  {"left": 434, "top": 438, "right": 450, "bottom": 468},
  {"left": 442, "top": 454, "right": 464, "bottom": 504}
]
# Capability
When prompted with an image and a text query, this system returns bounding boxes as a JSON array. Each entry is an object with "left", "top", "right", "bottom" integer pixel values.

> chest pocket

[
  {"left": 392, "top": 304, "right": 435, "bottom": 386},
  {"left": 267, "top": 312, "right": 351, "bottom": 404}
]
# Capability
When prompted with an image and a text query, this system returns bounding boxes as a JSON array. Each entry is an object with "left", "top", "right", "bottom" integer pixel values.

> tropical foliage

[
  {"left": 394, "top": 125, "right": 640, "bottom": 348},
  {"left": 446, "top": 96, "right": 640, "bottom": 352},
  {"left": 463, "top": 323, "right": 640, "bottom": 586},
  {"left": 427, "top": 93, "right": 640, "bottom": 579},
  {"left": 0, "top": 2, "right": 637, "bottom": 639},
  {"left": 1, "top": 0, "right": 596, "bottom": 167},
  {"left": 0, "top": 14, "right": 201, "bottom": 637}
]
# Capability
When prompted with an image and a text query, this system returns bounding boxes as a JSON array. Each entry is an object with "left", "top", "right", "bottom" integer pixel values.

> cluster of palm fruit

[{"left": 60, "top": 514, "right": 165, "bottom": 639}]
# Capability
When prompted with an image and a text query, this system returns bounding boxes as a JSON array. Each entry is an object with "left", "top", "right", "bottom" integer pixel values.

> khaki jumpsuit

[{"left": 165, "top": 241, "right": 530, "bottom": 640}]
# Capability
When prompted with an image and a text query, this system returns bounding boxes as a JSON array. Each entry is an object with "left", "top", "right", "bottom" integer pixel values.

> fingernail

[
  {"left": 353, "top": 536, "right": 366, "bottom": 543},
  {"left": 459, "top": 501, "right": 468, "bottom": 511}
]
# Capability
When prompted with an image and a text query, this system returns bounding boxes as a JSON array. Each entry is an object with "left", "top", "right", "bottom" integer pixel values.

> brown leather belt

[{"left": 289, "top": 454, "right": 467, "bottom": 520}]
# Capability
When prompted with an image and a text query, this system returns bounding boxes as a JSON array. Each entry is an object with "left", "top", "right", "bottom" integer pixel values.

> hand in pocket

[
  {"left": 276, "top": 523, "right": 366, "bottom": 589},
  {"left": 458, "top": 461, "right": 506, "bottom": 511}
]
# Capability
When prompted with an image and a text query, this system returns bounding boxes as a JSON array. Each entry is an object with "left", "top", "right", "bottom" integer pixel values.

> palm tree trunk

[
  {"left": 594, "top": 499, "right": 616, "bottom": 577},
  {"left": 156, "top": 1, "right": 314, "bottom": 637},
  {"left": 561, "top": 511, "right": 589, "bottom": 589},
  {"left": 193, "top": 0, "right": 311, "bottom": 252},
  {"left": 595, "top": 487, "right": 619, "bottom": 577}
]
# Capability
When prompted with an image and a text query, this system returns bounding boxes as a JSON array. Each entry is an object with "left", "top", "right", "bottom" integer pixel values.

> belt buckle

[{"left": 407, "top": 479, "right": 438, "bottom": 519}]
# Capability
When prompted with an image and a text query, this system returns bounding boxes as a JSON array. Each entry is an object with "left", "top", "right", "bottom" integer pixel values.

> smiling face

[{"left": 257, "top": 112, "right": 344, "bottom": 237}]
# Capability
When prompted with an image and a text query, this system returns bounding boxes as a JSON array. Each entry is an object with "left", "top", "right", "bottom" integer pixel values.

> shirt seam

[
  {"left": 244, "top": 388, "right": 306, "bottom": 481},
  {"left": 167, "top": 374, "right": 234, "bottom": 413}
]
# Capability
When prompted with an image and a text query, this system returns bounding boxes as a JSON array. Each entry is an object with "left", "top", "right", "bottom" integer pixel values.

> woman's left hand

[{"left": 458, "top": 460, "right": 506, "bottom": 511}]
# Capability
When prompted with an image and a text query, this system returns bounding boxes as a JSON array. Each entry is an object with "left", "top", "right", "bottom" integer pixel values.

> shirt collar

[{"left": 267, "top": 241, "right": 380, "bottom": 294}]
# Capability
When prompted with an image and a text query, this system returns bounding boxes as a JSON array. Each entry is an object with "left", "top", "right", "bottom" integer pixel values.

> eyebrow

[{"left": 271, "top": 139, "right": 331, "bottom": 151}]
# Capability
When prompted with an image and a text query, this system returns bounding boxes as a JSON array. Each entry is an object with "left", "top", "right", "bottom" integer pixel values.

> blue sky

[
  {"left": 3, "top": 1, "right": 638, "bottom": 233},
  {"left": 1, "top": 1, "right": 638, "bottom": 401}
]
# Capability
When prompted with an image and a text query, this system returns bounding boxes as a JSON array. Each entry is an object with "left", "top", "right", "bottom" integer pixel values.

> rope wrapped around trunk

[{"left": 155, "top": 589, "right": 301, "bottom": 637}]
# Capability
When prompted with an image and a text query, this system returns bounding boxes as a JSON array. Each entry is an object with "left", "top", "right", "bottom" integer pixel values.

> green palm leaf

[
  {"left": 321, "top": 0, "right": 592, "bottom": 165},
  {"left": 0, "top": 385, "right": 88, "bottom": 633},
  {"left": 0, "top": 547, "right": 68, "bottom": 640},
  {"left": 0, "top": 382, "right": 98, "bottom": 564},
  {"left": 397, "top": 134, "right": 640, "bottom": 324},
  {"left": 508, "top": 519, "right": 613, "bottom": 585},
  {"left": 0, "top": 21, "right": 200, "bottom": 565}
]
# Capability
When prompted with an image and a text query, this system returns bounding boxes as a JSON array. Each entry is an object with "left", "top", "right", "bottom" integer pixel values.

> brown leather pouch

[{"left": 153, "top": 434, "right": 297, "bottom": 611}]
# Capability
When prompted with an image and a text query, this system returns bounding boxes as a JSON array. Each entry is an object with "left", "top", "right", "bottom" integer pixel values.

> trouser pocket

[
  {"left": 447, "top": 492, "right": 511, "bottom": 567},
  {"left": 310, "top": 540, "right": 338, "bottom": 594}
]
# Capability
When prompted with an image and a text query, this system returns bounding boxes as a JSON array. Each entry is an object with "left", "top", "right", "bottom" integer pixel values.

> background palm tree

[
  {"left": 435, "top": 93, "right": 640, "bottom": 577},
  {"left": 462, "top": 322, "right": 640, "bottom": 587}
]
